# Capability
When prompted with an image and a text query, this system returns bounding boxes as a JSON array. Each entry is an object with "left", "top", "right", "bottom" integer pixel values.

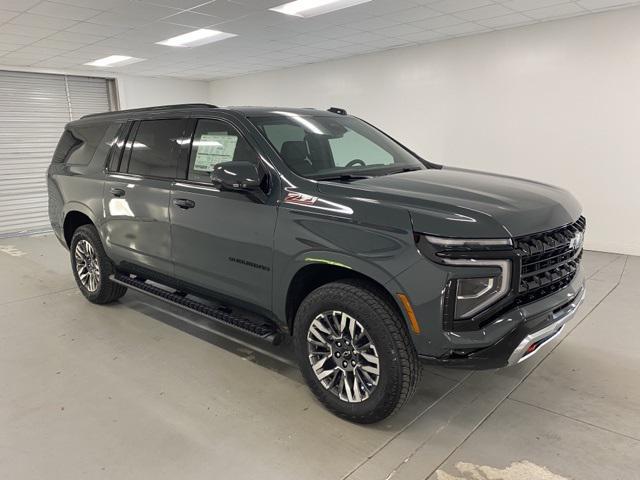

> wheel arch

[
  {"left": 283, "top": 260, "right": 405, "bottom": 334},
  {"left": 62, "top": 203, "right": 98, "bottom": 247}
]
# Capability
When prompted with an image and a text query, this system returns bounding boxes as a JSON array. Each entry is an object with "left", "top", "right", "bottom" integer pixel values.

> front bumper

[
  {"left": 506, "top": 286, "right": 585, "bottom": 366},
  {"left": 419, "top": 277, "right": 586, "bottom": 369},
  {"left": 391, "top": 253, "right": 587, "bottom": 369},
  {"left": 392, "top": 215, "right": 587, "bottom": 369}
]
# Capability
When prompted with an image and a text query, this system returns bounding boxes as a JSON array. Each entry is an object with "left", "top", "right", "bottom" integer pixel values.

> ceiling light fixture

[
  {"left": 156, "top": 29, "right": 236, "bottom": 47},
  {"left": 269, "top": 0, "right": 372, "bottom": 18},
  {"left": 84, "top": 55, "right": 145, "bottom": 67}
]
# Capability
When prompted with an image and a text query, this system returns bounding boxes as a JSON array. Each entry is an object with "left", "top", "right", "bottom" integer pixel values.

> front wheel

[
  {"left": 294, "top": 279, "right": 420, "bottom": 423},
  {"left": 70, "top": 224, "right": 127, "bottom": 304}
]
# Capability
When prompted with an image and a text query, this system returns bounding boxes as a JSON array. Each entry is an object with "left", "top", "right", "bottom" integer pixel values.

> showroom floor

[{"left": 0, "top": 234, "right": 637, "bottom": 480}]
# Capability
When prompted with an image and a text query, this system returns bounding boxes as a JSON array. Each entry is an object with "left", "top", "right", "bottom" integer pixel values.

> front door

[
  {"left": 103, "top": 118, "right": 187, "bottom": 277},
  {"left": 170, "top": 117, "right": 278, "bottom": 311}
]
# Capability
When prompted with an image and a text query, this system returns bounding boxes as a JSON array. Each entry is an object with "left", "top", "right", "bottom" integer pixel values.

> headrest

[{"left": 280, "top": 141, "right": 308, "bottom": 163}]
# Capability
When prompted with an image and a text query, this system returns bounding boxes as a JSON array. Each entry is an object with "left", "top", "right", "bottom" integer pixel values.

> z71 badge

[{"left": 284, "top": 192, "right": 318, "bottom": 206}]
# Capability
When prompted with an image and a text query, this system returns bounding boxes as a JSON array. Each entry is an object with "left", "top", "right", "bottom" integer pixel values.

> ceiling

[{"left": 0, "top": 0, "right": 638, "bottom": 80}]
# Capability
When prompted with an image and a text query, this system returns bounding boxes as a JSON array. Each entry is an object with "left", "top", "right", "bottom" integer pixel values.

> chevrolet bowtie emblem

[{"left": 569, "top": 231, "right": 583, "bottom": 250}]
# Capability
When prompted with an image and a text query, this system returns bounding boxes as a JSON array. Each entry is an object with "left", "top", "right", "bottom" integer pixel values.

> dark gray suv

[{"left": 48, "top": 103, "right": 586, "bottom": 423}]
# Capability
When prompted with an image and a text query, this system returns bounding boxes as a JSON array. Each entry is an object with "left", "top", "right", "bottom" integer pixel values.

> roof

[{"left": 75, "top": 104, "right": 344, "bottom": 124}]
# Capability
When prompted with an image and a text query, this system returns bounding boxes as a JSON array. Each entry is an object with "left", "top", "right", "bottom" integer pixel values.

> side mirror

[{"left": 210, "top": 161, "right": 261, "bottom": 191}]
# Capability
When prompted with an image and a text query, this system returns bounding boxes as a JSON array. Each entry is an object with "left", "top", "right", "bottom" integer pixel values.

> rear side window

[
  {"left": 65, "top": 123, "right": 110, "bottom": 166},
  {"left": 127, "top": 119, "right": 184, "bottom": 178}
]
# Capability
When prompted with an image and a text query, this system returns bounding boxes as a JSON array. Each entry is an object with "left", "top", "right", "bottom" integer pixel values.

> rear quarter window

[
  {"left": 64, "top": 122, "right": 115, "bottom": 166},
  {"left": 89, "top": 122, "right": 121, "bottom": 167},
  {"left": 52, "top": 130, "right": 81, "bottom": 164}
]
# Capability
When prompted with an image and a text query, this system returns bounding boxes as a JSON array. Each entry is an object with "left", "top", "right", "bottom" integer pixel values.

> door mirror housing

[{"left": 210, "top": 161, "right": 261, "bottom": 191}]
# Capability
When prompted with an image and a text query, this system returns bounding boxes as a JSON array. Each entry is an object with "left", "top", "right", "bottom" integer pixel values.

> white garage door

[{"left": 0, "top": 70, "right": 115, "bottom": 237}]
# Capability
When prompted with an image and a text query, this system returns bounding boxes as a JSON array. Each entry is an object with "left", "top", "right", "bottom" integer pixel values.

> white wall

[
  {"left": 209, "top": 7, "right": 640, "bottom": 256},
  {"left": 117, "top": 75, "right": 210, "bottom": 109}
]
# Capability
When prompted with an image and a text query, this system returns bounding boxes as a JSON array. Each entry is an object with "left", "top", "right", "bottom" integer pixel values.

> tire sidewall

[
  {"left": 70, "top": 225, "right": 111, "bottom": 302},
  {"left": 294, "top": 283, "right": 405, "bottom": 421}
]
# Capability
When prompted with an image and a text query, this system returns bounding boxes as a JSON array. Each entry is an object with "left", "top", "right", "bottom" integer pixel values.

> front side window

[
  {"left": 188, "top": 119, "right": 259, "bottom": 182},
  {"left": 250, "top": 114, "right": 425, "bottom": 179},
  {"left": 127, "top": 119, "right": 184, "bottom": 178}
]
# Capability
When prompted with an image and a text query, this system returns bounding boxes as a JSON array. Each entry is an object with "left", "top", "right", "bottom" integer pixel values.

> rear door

[
  {"left": 170, "top": 116, "right": 278, "bottom": 311},
  {"left": 103, "top": 118, "right": 188, "bottom": 278}
]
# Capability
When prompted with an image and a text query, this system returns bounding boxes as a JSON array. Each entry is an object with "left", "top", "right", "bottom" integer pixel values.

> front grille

[{"left": 514, "top": 216, "right": 586, "bottom": 306}]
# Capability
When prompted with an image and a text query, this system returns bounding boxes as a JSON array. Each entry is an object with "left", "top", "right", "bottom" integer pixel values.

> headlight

[
  {"left": 423, "top": 235, "right": 512, "bottom": 249},
  {"left": 417, "top": 234, "right": 514, "bottom": 323},
  {"left": 442, "top": 258, "right": 512, "bottom": 320}
]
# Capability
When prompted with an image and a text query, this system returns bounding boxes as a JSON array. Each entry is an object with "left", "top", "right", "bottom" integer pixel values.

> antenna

[{"left": 327, "top": 107, "right": 347, "bottom": 115}]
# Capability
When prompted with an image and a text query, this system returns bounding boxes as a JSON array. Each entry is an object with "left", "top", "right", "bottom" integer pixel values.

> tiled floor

[{"left": 0, "top": 235, "right": 637, "bottom": 480}]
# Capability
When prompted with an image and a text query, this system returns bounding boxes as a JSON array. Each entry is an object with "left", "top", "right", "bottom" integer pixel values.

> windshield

[{"left": 249, "top": 114, "right": 426, "bottom": 179}]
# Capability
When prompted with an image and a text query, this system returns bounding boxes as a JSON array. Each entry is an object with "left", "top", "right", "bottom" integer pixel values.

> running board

[{"left": 110, "top": 273, "right": 283, "bottom": 345}]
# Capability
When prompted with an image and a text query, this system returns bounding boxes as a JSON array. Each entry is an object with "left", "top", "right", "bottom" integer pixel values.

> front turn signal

[{"left": 396, "top": 293, "right": 421, "bottom": 334}]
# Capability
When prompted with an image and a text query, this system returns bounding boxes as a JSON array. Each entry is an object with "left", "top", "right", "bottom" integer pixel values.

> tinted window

[
  {"left": 251, "top": 115, "right": 425, "bottom": 179},
  {"left": 62, "top": 122, "right": 112, "bottom": 166},
  {"left": 52, "top": 130, "right": 80, "bottom": 164},
  {"left": 329, "top": 129, "right": 393, "bottom": 167},
  {"left": 188, "top": 119, "right": 259, "bottom": 182},
  {"left": 89, "top": 123, "right": 121, "bottom": 166},
  {"left": 262, "top": 123, "right": 305, "bottom": 152},
  {"left": 128, "top": 119, "right": 184, "bottom": 178},
  {"left": 107, "top": 123, "right": 131, "bottom": 172}
]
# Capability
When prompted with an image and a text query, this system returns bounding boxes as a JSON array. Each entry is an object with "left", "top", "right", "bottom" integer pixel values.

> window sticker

[{"left": 193, "top": 133, "right": 238, "bottom": 171}]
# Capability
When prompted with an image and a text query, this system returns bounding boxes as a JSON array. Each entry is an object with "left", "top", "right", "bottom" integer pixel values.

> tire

[
  {"left": 70, "top": 224, "right": 127, "bottom": 304},
  {"left": 293, "top": 279, "right": 420, "bottom": 424}
]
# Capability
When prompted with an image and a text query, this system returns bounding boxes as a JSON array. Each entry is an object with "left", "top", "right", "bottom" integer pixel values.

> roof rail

[
  {"left": 80, "top": 103, "right": 218, "bottom": 120},
  {"left": 327, "top": 107, "right": 347, "bottom": 115}
]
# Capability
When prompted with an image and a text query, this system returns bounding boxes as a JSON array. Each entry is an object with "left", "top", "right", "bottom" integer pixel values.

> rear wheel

[
  {"left": 294, "top": 279, "right": 420, "bottom": 423},
  {"left": 70, "top": 225, "right": 127, "bottom": 304}
]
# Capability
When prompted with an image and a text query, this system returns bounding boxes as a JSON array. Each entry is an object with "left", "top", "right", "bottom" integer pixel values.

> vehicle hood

[{"left": 317, "top": 167, "right": 582, "bottom": 238}]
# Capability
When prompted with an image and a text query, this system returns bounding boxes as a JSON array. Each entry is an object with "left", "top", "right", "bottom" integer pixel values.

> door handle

[
  {"left": 110, "top": 187, "right": 125, "bottom": 197},
  {"left": 173, "top": 198, "right": 196, "bottom": 209}
]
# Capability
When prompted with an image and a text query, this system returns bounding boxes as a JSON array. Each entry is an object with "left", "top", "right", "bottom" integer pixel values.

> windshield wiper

[
  {"left": 314, "top": 173, "right": 371, "bottom": 182},
  {"left": 382, "top": 167, "right": 423, "bottom": 176}
]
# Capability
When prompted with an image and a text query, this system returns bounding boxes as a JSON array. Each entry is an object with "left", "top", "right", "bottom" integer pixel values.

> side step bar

[{"left": 110, "top": 273, "right": 283, "bottom": 345}]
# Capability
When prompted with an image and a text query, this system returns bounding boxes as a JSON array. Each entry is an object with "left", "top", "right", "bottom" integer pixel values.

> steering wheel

[{"left": 345, "top": 159, "right": 366, "bottom": 168}]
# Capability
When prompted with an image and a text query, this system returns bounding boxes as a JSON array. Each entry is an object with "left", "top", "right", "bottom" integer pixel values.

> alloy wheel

[
  {"left": 307, "top": 310, "right": 380, "bottom": 403},
  {"left": 75, "top": 239, "right": 100, "bottom": 292}
]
